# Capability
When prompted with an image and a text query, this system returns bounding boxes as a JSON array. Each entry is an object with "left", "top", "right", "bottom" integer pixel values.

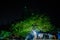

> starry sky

[{"left": 0, "top": 0, "right": 58, "bottom": 30}]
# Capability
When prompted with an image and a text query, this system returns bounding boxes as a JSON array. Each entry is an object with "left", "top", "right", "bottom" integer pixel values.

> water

[{"left": 25, "top": 30, "right": 55, "bottom": 40}]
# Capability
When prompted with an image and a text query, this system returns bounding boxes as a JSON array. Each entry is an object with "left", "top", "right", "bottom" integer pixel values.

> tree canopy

[{"left": 11, "top": 14, "right": 55, "bottom": 37}]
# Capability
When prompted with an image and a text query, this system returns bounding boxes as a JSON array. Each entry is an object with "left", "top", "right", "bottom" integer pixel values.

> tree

[{"left": 11, "top": 14, "right": 55, "bottom": 37}]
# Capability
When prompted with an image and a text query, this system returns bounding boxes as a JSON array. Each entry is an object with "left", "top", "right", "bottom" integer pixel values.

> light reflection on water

[
  {"left": 25, "top": 30, "right": 43, "bottom": 40},
  {"left": 25, "top": 30, "right": 56, "bottom": 40}
]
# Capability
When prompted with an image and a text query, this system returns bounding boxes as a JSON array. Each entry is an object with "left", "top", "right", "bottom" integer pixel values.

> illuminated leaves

[
  {"left": 11, "top": 14, "right": 54, "bottom": 37},
  {"left": 0, "top": 31, "right": 11, "bottom": 39}
]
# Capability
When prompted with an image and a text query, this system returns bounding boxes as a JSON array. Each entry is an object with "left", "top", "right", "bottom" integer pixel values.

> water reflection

[{"left": 25, "top": 30, "right": 57, "bottom": 40}]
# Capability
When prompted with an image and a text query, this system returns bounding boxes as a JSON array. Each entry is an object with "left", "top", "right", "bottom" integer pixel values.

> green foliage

[
  {"left": 0, "top": 31, "right": 11, "bottom": 39},
  {"left": 11, "top": 14, "right": 55, "bottom": 37}
]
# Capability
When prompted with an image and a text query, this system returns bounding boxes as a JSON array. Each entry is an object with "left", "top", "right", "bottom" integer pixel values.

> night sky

[{"left": 0, "top": 0, "right": 58, "bottom": 31}]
